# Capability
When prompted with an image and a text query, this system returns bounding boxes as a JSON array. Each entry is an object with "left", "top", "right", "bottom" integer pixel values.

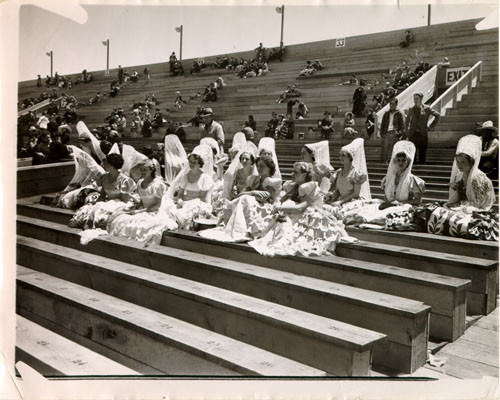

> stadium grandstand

[{"left": 12, "top": 7, "right": 500, "bottom": 385}]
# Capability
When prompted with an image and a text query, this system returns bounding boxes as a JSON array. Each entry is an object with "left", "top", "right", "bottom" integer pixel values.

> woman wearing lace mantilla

[
  {"left": 107, "top": 159, "right": 177, "bottom": 245},
  {"left": 164, "top": 134, "right": 188, "bottom": 186},
  {"left": 249, "top": 162, "right": 355, "bottom": 257},
  {"left": 160, "top": 144, "right": 214, "bottom": 230},
  {"left": 199, "top": 156, "right": 281, "bottom": 242},
  {"left": 301, "top": 140, "right": 334, "bottom": 192},
  {"left": 427, "top": 135, "right": 497, "bottom": 240}
]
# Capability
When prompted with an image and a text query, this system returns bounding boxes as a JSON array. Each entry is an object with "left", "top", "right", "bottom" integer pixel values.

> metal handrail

[
  {"left": 374, "top": 65, "right": 438, "bottom": 137},
  {"left": 430, "top": 60, "right": 482, "bottom": 116}
]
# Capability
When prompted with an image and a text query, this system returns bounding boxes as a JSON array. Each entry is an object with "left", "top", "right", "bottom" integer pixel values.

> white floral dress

[
  {"left": 249, "top": 181, "right": 355, "bottom": 257},
  {"left": 108, "top": 177, "right": 178, "bottom": 245}
]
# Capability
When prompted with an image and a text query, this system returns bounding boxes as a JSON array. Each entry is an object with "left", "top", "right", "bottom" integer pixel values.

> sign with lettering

[
  {"left": 335, "top": 38, "right": 346, "bottom": 48},
  {"left": 445, "top": 67, "right": 470, "bottom": 86}
]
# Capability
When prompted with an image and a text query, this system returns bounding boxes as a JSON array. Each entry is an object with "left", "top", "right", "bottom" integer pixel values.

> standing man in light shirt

[
  {"left": 379, "top": 98, "right": 405, "bottom": 163},
  {"left": 200, "top": 108, "right": 225, "bottom": 151}
]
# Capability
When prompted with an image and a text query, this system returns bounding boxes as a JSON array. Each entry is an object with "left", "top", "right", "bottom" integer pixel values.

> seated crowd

[{"left": 51, "top": 116, "right": 497, "bottom": 261}]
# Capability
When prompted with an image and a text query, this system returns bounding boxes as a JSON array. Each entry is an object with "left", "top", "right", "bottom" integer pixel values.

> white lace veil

[
  {"left": 449, "top": 134, "right": 495, "bottom": 209},
  {"left": 200, "top": 137, "right": 221, "bottom": 157},
  {"left": 304, "top": 140, "right": 331, "bottom": 167},
  {"left": 164, "top": 134, "right": 188, "bottom": 185},
  {"left": 257, "top": 137, "right": 281, "bottom": 180},
  {"left": 164, "top": 144, "right": 214, "bottom": 200},
  {"left": 76, "top": 121, "right": 105, "bottom": 162},
  {"left": 341, "top": 138, "right": 371, "bottom": 200},
  {"left": 64, "top": 145, "right": 104, "bottom": 191},
  {"left": 384, "top": 140, "right": 415, "bottom": 202},
  {"left": 121, "top": 144, "right": 148, "bottom": 178},
  {"left": 230, "top": 132, "right": 247, "bottom": 154}
]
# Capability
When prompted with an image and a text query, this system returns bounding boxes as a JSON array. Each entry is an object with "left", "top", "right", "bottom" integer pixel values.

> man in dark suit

[
  {"left": 405, "top": 92, "right": 441, "bottom": 164},
  {"left": 379, "top": 99, "right": 405, "bottom": 162}
]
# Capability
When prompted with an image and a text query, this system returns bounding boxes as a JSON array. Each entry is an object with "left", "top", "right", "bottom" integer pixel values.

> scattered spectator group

[{"left": 298, "top": 60, "right": 323, "bottom": 77}]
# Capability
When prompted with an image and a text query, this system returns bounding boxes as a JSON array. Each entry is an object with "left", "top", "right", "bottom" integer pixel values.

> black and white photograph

[{"left": 1, "top": 0, "right": 499, "bottom": 398}]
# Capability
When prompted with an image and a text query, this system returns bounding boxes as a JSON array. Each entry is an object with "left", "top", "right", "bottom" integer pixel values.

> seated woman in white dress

[
  {"left": 107, "top": 160, "right": 177, "bottom": 245},
  {"left": 76, "top": 121, "right": 106, "bottom": 164},
  {"left": 301, "top": 140, "right": 334, "bottom": 191},
  {"left": 160, "top": 145, "right": 214, "bottom": 230},
  {"left": 200, "top": 156, "right": 282, "bottom": 242},
  {"left": 164, "top": 134, "right": 188, "bottom": 187},
  {"left": 222, "top": 151, "right": 257, "bottom": 200},
  {"left": 327, "top": 138, "right": 371, "bottom": 207},
  {"left": 257, "top": 137, "right": 281, "bottom": 180},
  {"left": 427, "top": 135, "right": 497, "bottom": 240},
  {"left": 68, "top": 152, "right": 138, "bottom": 231},
  {"left": 55, "top": 145, "right": 105, "bottom": 210},
  {"left": 249, "top": 162, "right": 354, "bottom": 257},
  {"left": 338, "top": 141, "right": 426, "bottom": 229}
]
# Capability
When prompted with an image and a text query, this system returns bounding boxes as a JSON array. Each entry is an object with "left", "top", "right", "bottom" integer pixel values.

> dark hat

[{"left": 201, "top": 108, "right": 214, "bottom": 116}]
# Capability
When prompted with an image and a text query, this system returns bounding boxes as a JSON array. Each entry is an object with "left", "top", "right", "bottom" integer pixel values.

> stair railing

[
  {"left": 428, "top": 60, "right": 482, "bottom": 125},
  {"left": 374, "top": 65, "right": 438, "bottom": 138},
  {"left": 18, "top": 96, "right": 63, "bottom": 118}
]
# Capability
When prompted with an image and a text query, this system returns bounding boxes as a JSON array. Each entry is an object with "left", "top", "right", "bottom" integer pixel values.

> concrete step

[
  {"left": 16, "top": 236, "right": 385, "bottom": 376},
  {"left": 16, "top": 265, "right": 330, "bottom": 376}
]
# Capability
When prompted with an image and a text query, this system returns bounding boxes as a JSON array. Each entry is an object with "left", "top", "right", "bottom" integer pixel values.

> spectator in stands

[
  {"left": 36, "top": 75, "right": 42, "bottom": 87},
  {"left": 169, "top": 52, "right": 177, "bottom": 73},
  {"left": 215, "top": 75, "right": 226, "bottom": 89},
  {"left": 400, "top": 30, "right": 414, "bottom": 48},
  {"left": 187, "top": 106, "right": 204, "bottom": 127},
  {"left": 371, "top": 94, "right": 383, "bottom": 112},
  {"left": 379, "top": 99, "right": 405, "bottom": 162},
  {"left": 286, "top": 99, "right": 299, "bottom": 116},
  {"left": 144, "top": 66, "right": 150, "bottom": 84},
  {"left": 255, "top": 42, "right": 265, "bottom": 61},
  {"left": 336, "top": 74, "right": 358, "bottom": 86},
  {"left": 296, "top": 102, "right": 309, "bottom": 119},
  {"left": 246, "top": 115, "right": 257, "bottom": 131},
  {"left": 166, "top": 122, "right": 187, "bottom": 144},
  {"left": 141, "top": 115, "right": 153, "bottom": 138},
  {"left": 437, "top": 57, "right": 450, "bottom": 68},
  {"left": 277, "top": 114, "right": 295, "bottom": 140},
  {"left": 47, "top": 100, "right": 59, "bottom": 116},
  {"left": 200, "top": 108, "right": 224, "bottom": 150},
  {"left": 32, "top": 131, "right": 51, "bottom": 165},
  {"left": 48, "top": 130, "right": 71, "bottom": 161},
  {"left": 174, "top": 91, "right": 184, "bottom": 110},
  {"left": 414, "top": 60, "right": 426, "bottom": 75},
  {"left": 202, "top": 82, "right": 218, "bottom": 102},
  {"left": 319, "top": 111, "right": 334, "bottom": 140},
  {"left": 265, "top": 112, "right": 280, "bottom": 137},
  {"left": 365, "top": 109, "right": 376, "bottom": 140},
  {"left": 343, "top": 112, "right": 358, "bottom": 139},
  {"left": 312, "top": 60, "right": 323, "bottom": 71},
  {"left": 190, "top": 60, "right": 202, "bottom": 75},
  {"left": 352, "top": 83, "right": 367, "bottom": 117},
  {"left": 405, "top": 92, "right": 441, "bottom": 164},
  {"left": 478, "top": 121, "right": 499, "bottom": 178},
  {"left": 131, "top": 71, "right": 139, "bottom": 83},
  {"left": 382, "top": 82, "right": 397, "bottom": 106},
  {"left": 173, "top": 61, "right": 185, "bottom": 76},
  {"left": 277, "top": 84, "right": 301, "bottom": 104},
  {"left": 118, "top": 65, "right": 124, "bottom": 84},
  {"left": 299, "top": 61, "right": 316, "bottom": 77},
  {"left": 152, "top": 108, "right": 164, "bottom": 129},
  {"left": 37, "top": 112, "right": 49, "bottom": 130}
]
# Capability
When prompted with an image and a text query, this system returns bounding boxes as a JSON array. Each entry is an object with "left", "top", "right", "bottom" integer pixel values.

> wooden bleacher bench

[
  {"left": 15, "top": 315, "right": 140, "bottom": 376},
  {"left": 17, "top": 238, "right": 385, "bottom": 376}
]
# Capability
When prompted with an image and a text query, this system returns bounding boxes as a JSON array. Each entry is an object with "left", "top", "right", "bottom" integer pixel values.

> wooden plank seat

[
  {"left": 16, "top": 240, "right": 385, "bottom": 376},
  {"left": 16, "top": 266, "right": 329, "bottom": 376},
  {"left": 15, "top": 315, "right": 140, "bottom": 377},
  {"left": 17, "top": 161, "right": 75, "bottom": 199},
  {"left": 345, "top": 227, "right": 499, "bottom": 261},
  {"left": 17, "top": 231, "right": 428, "bottom": 373},
  {"left": 334, "top": 240, "right": 498, "bottom": 316},
  {"left": 17, "top": 211, "right": 466, "bottom": 346}
]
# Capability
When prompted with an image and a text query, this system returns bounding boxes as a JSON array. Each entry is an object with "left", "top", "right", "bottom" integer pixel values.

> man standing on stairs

[
  {"left": 379, "top": 99, "right": 405, "bottom": 163},
  {"left": 200, "top": 108, "right": 225, "bottom": 150},
  {"left": 405, "top": 92, "right": 441, "bottom": 164}
]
